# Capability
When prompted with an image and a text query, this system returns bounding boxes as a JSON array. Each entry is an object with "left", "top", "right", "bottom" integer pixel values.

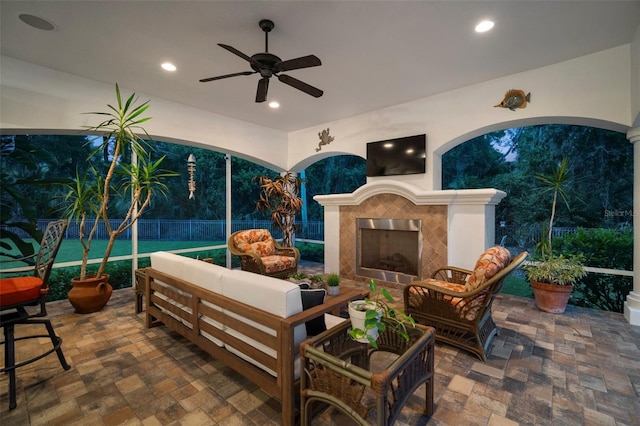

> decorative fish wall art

[{"left": 494, "top": 89, "right": 531, "bottom": 111}]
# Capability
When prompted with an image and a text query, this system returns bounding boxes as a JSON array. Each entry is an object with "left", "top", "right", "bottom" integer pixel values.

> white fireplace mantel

[
  {"left": 314, "top": 180, "right": 506, "bottom": 207},
  {"left": 314, "top": 180, "right": 506, "bottom": 274}
]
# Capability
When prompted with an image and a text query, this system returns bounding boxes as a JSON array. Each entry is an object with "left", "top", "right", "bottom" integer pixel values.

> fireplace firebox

[{"left": 356, "top": 218, "right": 422, "bottom": 284}]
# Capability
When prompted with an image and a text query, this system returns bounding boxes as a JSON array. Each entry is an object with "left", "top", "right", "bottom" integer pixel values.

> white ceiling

[{"left": 1, "top": 1, "right": 639, "bottom": 133}]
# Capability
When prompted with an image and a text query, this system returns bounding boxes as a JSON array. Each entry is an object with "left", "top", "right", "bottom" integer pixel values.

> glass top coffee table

[{"left": 300, "top": 319, "right": 435, "bottom": 425}]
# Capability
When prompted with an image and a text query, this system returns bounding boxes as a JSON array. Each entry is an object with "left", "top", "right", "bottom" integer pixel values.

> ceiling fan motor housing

[{"left": 251, "top": 52, "right": 282, "bottom": 77}]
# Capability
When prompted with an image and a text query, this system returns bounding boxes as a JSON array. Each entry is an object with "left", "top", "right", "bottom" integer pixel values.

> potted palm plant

[
  {"left": 348, "top": 280, "right": 415, "bottom": 348},
  {"left": 524, "top": 158, "right": 586, "bottom": 313},
  {"left": 60, "top": 84, "right": 177, "bottom": 313}
]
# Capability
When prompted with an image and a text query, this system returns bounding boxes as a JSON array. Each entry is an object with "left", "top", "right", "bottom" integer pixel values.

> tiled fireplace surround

[{"left": 314, "top": 180, "right": 506, "bottom": 286}]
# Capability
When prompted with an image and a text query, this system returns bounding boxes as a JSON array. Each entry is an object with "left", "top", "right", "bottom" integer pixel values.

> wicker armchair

[
  {"left": 404, "top": 248, "right": 528, "bottom": 361},
  {"left": 228, "top": 229, "right": 299, "bottom": 278}
]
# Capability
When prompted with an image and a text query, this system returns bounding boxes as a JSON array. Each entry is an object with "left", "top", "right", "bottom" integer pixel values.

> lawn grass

[
  {"left": 1, "top": 239, "right": 226, "bottom": 267},
  {"left": 500, "top": 272, "right": 532, "bottom": 298}
]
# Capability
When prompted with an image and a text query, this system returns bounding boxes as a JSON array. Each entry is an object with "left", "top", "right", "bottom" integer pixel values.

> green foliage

[
  {"left": 348, "top": 280, "right": 415, "bottom": 349},
  {"left": 304, "top": 155, "right": 366, "bottom": 220},
  {"left": 296, "top": 241, "right": 324, "bottom": 263},
  {"left": 46, "top": 261, "right": 134, "bottom": 302},
  {"left": 442, "top": 125, "right": 631, "bottom": 231},
  {"left": 326, "top": 273, "right": 340, "bottom": 287},
  {"left": 555, "top": 228, "right": 632, "bottom": 312},
  {"left": 524, "top": 254, "right": 587, "bottom": 286},
  {"left": 1, "top": 135, "right": 79, "bottom": 260}
]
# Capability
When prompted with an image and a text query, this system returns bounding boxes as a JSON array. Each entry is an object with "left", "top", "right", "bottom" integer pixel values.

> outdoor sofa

[{"left": 142, "top": 251, "right": 364, "bottom": 425}]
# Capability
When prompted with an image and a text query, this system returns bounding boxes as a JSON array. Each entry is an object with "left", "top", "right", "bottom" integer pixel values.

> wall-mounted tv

[{"left": 366, "top": 134, "right": 426, "bottom": 177}]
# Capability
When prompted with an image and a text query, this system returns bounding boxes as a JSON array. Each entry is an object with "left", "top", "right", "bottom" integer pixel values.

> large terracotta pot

[
  {"left": 69, "top": 274, "right": 113, "bottom": 314},
  {"left": 530, "top": 280, "right": 573, "bottom": 314}
]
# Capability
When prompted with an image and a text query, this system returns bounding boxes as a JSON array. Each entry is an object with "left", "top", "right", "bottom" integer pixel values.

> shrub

[
  {"left": 296, "top": 242, "right": 324, "bottom": 263},
  {"left": 554, "top": 227, "right": 632, "bottom": 312}
]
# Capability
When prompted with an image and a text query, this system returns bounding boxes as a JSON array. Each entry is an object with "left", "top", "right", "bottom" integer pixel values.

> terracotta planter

[
  {"left": 69, "top": 274, "right": 113, "bottom": 314},
  {"left": 530, "top": 280, "right": 573, "bottom": 314}
]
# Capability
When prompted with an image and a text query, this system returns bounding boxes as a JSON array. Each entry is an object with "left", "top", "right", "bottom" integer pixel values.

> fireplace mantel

[
  {"left": 314, "top": 180, "right": 506, "bottom": 207},
  {"left": 314, "top": 180, "right": 506, "bottom": 280}
]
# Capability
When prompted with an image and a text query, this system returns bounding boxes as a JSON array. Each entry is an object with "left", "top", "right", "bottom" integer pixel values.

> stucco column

[{"left": 625, "top": 126, "right": 640, "bottom": 326}]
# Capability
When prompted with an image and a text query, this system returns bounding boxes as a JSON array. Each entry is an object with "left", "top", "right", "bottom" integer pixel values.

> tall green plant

[
  {"left": 60, "top": 84, "right": 178, "bottom": 280},
  {"left": 525, "top": 158, "right": 586, "bottom": 286},
  {"left": 535, "top": 158, "right": 573, "bottom": 258}
]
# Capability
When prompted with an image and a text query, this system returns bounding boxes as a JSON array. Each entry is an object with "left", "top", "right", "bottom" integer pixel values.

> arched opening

[{"left": 441, "top": 124, "right": 632, "bottom": 312}]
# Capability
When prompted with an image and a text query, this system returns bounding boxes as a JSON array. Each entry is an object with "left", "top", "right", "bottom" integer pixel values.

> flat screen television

[{"left": 366, "top": 134, "right": 426, "bottom": 177}]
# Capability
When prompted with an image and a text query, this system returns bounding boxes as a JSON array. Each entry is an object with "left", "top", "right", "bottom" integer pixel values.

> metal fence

[
  {"left": 495, "top": 224, "right": 579, "bottom": 249},
  {"left": 4, "top": 219, "right": 326, "bottom": 241},
  {"left": 2, "top": 220, "right": 625, "bottom": 248}
]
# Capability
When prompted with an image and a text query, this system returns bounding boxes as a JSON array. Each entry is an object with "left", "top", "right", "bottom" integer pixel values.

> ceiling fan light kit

[{"left": 200, "top": 19, "right": 323, "bottom": 103}]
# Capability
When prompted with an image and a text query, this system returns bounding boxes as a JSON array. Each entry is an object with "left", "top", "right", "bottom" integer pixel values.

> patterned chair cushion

[
  {"left": 410, "top": 279, "right": 486, "bottom": 321},
  {"left": 464, "top": 246, "right": 511, "bottom": 292},
  {"left": 261, "top": 255, "right": 297, "bottom": 274},
  {"left": 233, "top": 229, "right": 275, "bottom": 257}
]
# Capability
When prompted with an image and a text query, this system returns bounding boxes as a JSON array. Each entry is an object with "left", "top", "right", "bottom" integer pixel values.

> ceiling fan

[{"left": 200, "top": 19, "right": 323, "bottom": 103}]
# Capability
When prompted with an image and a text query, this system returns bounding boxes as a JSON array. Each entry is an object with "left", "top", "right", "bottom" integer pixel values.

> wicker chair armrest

[
  {"left": 274, "top": 246, "right": 300, "bottom": 259},
  {"left": 431, "top": 266, "right": 472, "bottom": 284}
]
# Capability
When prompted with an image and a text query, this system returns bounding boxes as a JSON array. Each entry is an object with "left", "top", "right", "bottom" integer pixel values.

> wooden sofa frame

[
  {"left": 143, "top": 267, "right": 366, "bottom": 426},
  {"left": 403, "top": 251, "right": 528, "bottom": 361}
]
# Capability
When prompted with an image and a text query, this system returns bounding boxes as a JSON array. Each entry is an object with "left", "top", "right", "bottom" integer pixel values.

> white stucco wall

[
  {"left": 288, "top": 45, "right": 632, "bottom": 190},
  {"left": 0, "top": 56, "right": 289, "bottom": 171},
  {"left": 0, "top": 44, "right": 634, "bottom": 174}
]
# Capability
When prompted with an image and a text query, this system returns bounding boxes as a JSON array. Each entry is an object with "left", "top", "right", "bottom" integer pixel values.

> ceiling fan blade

[
  {"left": 218, "top": 43, "right": 263, "bottom": 69},
  {"left": 277, "top": 74, "right": 323, "bottom": 98},
  {"left": 256, "top": 77, "right": 269, "bottom": 103},
  {"left": 199, "top": 71, "right": 255, "bottom": 82},
  {"left": 275, "top": 55, "right": 321, "bottom": 73}
]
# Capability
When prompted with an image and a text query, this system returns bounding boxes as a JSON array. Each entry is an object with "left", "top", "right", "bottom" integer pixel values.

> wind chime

[{"left": 187, "top": 154, "right": 196, "bottom": 199}]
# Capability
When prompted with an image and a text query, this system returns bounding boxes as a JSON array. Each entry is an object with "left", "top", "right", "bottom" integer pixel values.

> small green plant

[
  {"left": 348, "top": 280, "right": 415, "bottom": 349},
  {"left": 326, "top": 273, "right": 340, "bottom": 287}
]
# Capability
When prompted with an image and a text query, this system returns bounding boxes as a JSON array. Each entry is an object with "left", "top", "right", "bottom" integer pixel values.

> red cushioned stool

[{"left": 0, "top": 219, "right": 70, "bottom": 409}]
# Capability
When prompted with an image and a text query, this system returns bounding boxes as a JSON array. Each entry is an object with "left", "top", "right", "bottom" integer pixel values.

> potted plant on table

[
  {"left": 326, "top": 272, "right": 340, "bottom": 296},
  {"left": 524, "top": 158, "right": 587, "bottom": 313},
  {"left": 60, "top": 84, "right": 177, "bottom": 314},
  {"left": 348, "top": 279, "right": 415, "bottom": 348}
]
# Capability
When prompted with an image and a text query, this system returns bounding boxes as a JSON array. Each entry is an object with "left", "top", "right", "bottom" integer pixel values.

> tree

[{"left": 255, "top": 172, "right": 303, "bottom": 247}]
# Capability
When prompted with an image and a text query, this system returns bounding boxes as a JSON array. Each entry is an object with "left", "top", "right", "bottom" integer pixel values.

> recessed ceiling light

[
  {"left": 161, "top": 62, "right": 177, "bottom": 72},
  {"left": 475, "top": 20, "right": 495, "bottom": 33},
  {"left": 268, "top": 101, "right": 280, "bottom": 109},
  {"left": 19, "top": 13, "right": 57, "bottom": 31}
]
